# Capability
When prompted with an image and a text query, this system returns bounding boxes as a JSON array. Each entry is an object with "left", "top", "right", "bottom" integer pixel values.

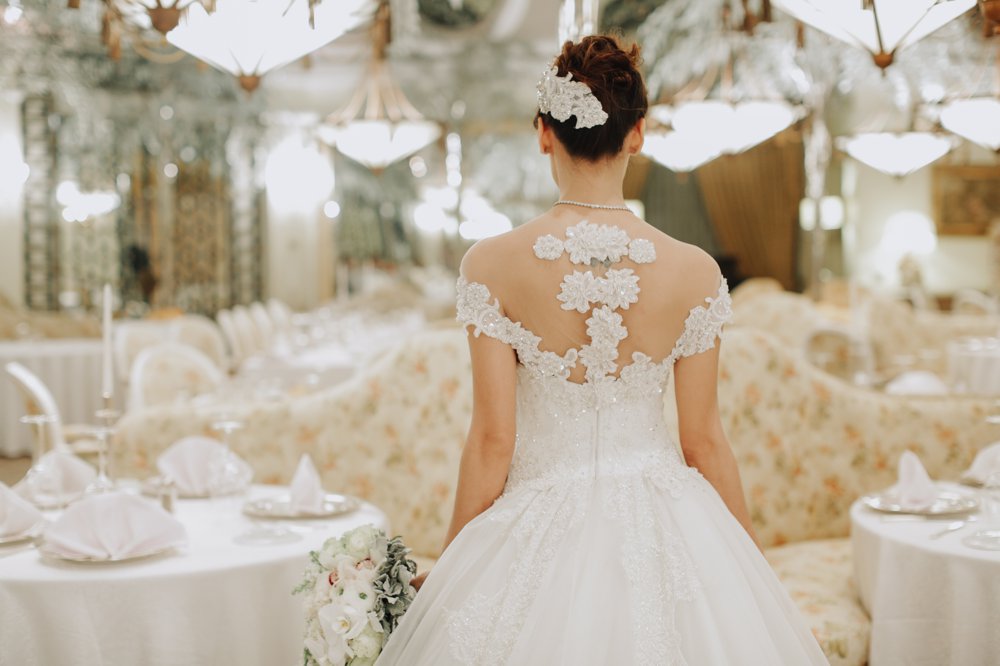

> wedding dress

[{"left": 376, "top": 221, "right": 829, "bottom": 665}]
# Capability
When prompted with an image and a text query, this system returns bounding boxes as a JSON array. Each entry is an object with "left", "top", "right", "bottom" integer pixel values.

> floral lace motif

[
  {"left": 456, "top": 278, "right": 577, "bottom": 379},
  {"left": 449, "top": 228, "right": 732, "bottom": 664},
  {"left": 672, "top": 278, "right": 732, "bottom": 358}
]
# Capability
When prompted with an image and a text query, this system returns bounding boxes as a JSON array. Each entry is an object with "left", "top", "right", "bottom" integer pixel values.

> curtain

[{"left": 696, "top": 130, "right": 804, "bottom": 290}]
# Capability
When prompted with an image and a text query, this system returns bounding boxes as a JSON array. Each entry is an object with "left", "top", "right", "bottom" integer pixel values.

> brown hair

[{"left": 535, "top": 35, "right": 648, "bottom": 161}]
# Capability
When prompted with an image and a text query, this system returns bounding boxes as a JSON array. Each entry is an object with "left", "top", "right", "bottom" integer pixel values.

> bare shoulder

[
  {"left": 458, "top": 212, "right": 554, "bottom": 283},
  {"left": 637, "top": 229, "right": 723, "bottom": 302}
]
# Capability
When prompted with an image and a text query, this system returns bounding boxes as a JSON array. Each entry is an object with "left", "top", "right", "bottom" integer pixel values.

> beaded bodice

[{"left": 455, "top": 221, "right": 731, "bottom": 492}]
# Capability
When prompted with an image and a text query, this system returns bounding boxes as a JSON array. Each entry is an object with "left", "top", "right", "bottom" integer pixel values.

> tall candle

[{"left": 102, "top": 283, "right": 113, "bottom": 399}]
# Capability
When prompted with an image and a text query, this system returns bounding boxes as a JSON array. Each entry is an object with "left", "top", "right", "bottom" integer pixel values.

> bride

[{"left": 377, "top": 35, "right": 828, "bottom": 665}]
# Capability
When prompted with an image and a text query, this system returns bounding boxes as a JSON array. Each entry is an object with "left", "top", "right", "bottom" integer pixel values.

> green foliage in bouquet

[{"left": 295, "top": 525, "right": 418, "bottom": 666}]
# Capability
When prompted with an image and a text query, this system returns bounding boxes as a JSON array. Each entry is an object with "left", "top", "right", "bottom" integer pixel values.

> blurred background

[{"left": 0, "top": 0, "right": 997, "bottom": 318}]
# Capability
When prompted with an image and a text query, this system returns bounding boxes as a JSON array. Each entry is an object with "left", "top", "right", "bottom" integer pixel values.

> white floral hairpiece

[{"left": 536, "top": 66, "right": 609, "bottom": 130}]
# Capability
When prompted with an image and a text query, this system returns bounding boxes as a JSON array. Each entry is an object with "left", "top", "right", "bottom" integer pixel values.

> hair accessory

[{"left": 536, "top": 66, "right": 609, "bottom": 130}]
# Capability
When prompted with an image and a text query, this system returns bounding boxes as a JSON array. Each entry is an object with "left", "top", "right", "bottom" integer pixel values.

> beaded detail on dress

[
  {"left": 447, "top": 222, "right": 733, "bottom": 665},
  {"left": 455, "top": 221, "right": 732, "bottom": 406}
]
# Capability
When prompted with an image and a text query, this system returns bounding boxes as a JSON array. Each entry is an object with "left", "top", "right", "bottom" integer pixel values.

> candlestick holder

[{"left": 86, "top": 393, "right": 120, "bottom": 495}]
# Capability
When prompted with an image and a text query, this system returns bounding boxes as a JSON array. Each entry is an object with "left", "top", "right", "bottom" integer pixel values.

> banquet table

[
  {"left": 947, "top": 337, "right": 1000, "bottom": 395},
  {"left": 0, "top": 339, "right": 117, "bottom": 458},
  {"left": 0, "top": 485, "right": 388, "bottom": 666},
  {"left": 851, "top": 493, "right": 1000, "bottom": 666},
  {"left": 238, "top": 342, "right": 357, "bottom": 395}
]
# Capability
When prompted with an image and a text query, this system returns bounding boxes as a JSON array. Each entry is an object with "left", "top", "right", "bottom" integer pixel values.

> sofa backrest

[
  {"left": 666, "top": 327, "right": 995, "bottom": 548},
  {"left": 115, "top": 325, "right": 995, "bottom": 557}
]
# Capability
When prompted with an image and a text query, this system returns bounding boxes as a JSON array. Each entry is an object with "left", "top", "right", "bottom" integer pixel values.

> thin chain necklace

[{"left": 554, "top": 199, "right": 632, "bottom": 212}]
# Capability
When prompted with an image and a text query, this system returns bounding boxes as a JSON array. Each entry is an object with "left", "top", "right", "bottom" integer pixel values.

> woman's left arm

[{"left": 413, "top": 321, "right": 517, "bottom": 592}]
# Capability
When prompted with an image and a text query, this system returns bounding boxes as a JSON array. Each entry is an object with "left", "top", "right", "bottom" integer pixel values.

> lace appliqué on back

[
  {"left": 457, "top": 221, "right": 732, "bottom": 387},
  {"left": 456, "top": 278, "right": 577, "bottom": 379}
]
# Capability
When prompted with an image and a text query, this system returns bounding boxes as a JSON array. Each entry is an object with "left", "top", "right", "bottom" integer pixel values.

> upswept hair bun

[{"left": 535, "top": 34, "right": 648, "bottom": 161}]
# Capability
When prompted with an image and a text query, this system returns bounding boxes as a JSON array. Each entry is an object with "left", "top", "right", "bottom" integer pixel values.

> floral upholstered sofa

[{"left": 113, "top": 326, "right": 996, "bottom": 666}]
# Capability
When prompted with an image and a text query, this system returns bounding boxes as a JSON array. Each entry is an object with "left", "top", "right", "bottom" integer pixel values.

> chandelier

[
  {"left": 318, "top": 1, "right": 441, "bottom": 171},
  {"left": 770, "top": 0, "right": 977, "bottom": 69},
  {"left": 67, "top": 0, "right": 199, "bottom": 60},
  {"left": 167, "top": 0, "right": 373, "bottom": 92},
  {"left": 641, "top": 128, "right": 721, "bottom": 173},
  {"left": 938, "top": 44, "right": 1000, "bottom": 150},
  {"left": 110, "top": 0, "right": 201, "bottom": 35},
  {"left": 639, "top": 5, "right": 804, "bottom": 173},
  {"left": 838, "top": 131, "right": 956, "bottom": 176},
  {"left": 941, "top": 97, "right": 1000, "bottom": 150}
]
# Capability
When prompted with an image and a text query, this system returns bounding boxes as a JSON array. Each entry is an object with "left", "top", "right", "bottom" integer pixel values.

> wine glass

[
  {"left": 84, "top": 424, "right": 116, "bottom": 495},
  {"left": 963, "top": 471, "right": 1000, "bottom": 551},
  {"left": 207, "top": 413, "right": 247, "bottom": 496},
  {"left": 18, "top": 414, "right": 65, "bottom": 509}
]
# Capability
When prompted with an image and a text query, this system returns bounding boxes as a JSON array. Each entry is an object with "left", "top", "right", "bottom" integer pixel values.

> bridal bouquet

[{"left": 295, "top": 524, "right": 417, "bottom": 666}]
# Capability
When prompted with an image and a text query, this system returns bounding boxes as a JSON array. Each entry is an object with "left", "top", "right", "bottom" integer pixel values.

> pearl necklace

[{"left": 554, "top": 199, "right": 632, "bottom": 212}]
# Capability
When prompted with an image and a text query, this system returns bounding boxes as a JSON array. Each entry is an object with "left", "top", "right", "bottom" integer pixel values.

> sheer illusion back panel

[{"left": 460, "top": 213, "right": 725, "bottom": 384}]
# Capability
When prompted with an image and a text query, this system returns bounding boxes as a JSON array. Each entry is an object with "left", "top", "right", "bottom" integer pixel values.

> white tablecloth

[
  {"left": 0, "top": 339, "right": 114, "bottom": 458},
  {"left": 851, "top": 494, "right": 1000, "bottom": 665},
  {"left": 238, "top": 343, "right": 357, "bottom": 394},
  {"left": 0, "top": 485, "right": 388, "bottom": 666},
  {"left": 947, "top": 337, "right": 1000, "bottom": 395}
]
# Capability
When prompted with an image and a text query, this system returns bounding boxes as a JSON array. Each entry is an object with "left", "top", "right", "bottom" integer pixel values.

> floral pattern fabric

[
  {"left": 112, "top": 320, "right": 998, "bottom": 666},
  {"left": 766, "top": 538, "right": 869, "bottom": 666}
]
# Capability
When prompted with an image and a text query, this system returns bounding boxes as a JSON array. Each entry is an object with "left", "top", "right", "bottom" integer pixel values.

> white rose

[
  {"left": 340, "top": 580, "right": 376, "bottom": 613},
  {"left": 318, "top": 540, "right": 346, "bottom": 569},
  {"left": 346, "top": 530, "right": 373, "bottom": 559},
  {"left": 354, "top": 562, "right": 377, "bottom": 585},
  {"left": 350, "top": 626, "right": 383, "bottom": 660}
]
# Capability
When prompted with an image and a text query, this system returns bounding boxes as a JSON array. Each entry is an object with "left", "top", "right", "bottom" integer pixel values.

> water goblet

[
  {"left": 963, "top": 471, "right": 1000, "bottom": 551},
  {"left": 84, "top": 425, "right": 116, "bottom": 495},
  {"left": 208, "top": 414, "right": 246, "bottom": 497},
  {"left": 18, "top": 414, "right": 64, "bottom": 509}
]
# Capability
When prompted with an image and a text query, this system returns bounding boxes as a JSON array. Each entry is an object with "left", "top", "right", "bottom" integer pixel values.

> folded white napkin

[
  {"left": 289, "top": 454, "right": 325, "bottom": 515},
  {"left": 156, "top": 436, "right": 253, "bottom": 497},
  {"left": 0, "top": 481, "right": 44, "bottom": 537},
  {"left": 42, "top": 492, "right": 186, "bottom": 561},
  {"left": 14, "top": 450, "right": 96, "bottom": 501},
  {"left": 895, "top": 451, "right": 938, "bottom": 510},
  {"left": 964, "top": 442, "right": 1000, "bottom": 485},
  {"left": 885, "top": 370, "right": 949, "bottom": 396}
]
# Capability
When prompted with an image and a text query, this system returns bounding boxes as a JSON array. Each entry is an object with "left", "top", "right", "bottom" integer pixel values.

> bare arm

[
  {"left": 674, "top": 341, "right": 761, "bottom": 550},
  {"left": 442, "top": 328, "right": 518, "bottom": 550}
]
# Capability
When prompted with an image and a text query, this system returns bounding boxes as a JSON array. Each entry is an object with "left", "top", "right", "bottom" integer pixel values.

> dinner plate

[
  {"left": 242, "top": 493, "right": 359, "bottom": 520},
  {"left": 37, "top": 542, "right": 179, "bottom": 564},
  {"left": 958, "top": 475, "right": 984, "bottom": 488},
  {"left": 962, "top": 529, "right": 1000, "bottom": 551},
  {"left": 141, "top": 476, "right": 245, "bottom": 499},
  {"left": 0, "top": 521, "right": 44, "bottom": 545},
  {"left": 862, "top": 490, "right": 979, "bottom": 516}
]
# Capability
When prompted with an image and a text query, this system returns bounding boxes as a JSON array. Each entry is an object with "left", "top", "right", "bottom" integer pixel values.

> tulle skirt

[{"left": 376, "top": 471, "right": 829, "bottom": 666}]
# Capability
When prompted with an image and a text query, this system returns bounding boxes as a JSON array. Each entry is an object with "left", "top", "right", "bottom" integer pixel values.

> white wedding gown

[{"left": 377, "top": 222, "right": 829, "bottom": 665}]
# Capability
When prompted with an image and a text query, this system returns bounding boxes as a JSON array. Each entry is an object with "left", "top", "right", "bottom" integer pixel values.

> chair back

[
  {"left": 215, "top": 309, "right": 244, "bottom": 364},
  {"left": 231, "top": 306, "right": 263, "bottom": 358},
  {"left": 128, "top": 343, "right": 225, "bottom": 410},
  {"left": 114, "top": 320, "right": 171, "bottom": 384},
  {"left": 169, "top": 314, "right": 229, "bottom": 371},
  {"left": 4, "top": 361, "right": 66, "bottom": 450},
  {"left": 249, "top": 302, "right": 276, "bottom": 350},
  {"left": 266, "top": 299, "right": 294, "bottom": 340}
]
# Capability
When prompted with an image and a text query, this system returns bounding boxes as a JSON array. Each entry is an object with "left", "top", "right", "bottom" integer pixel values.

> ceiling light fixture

[
  {"left": 167, "top": 0, "right": 373, "bottom": 92},
  {"left": 771, "top": 0, "right": 977, "bottom": 69},
  {"left": 318, "top": 1, "right": 441, "bottom": 171},
  {"left": 838, "top": 131, "right": 956, "bottom": 176}
]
